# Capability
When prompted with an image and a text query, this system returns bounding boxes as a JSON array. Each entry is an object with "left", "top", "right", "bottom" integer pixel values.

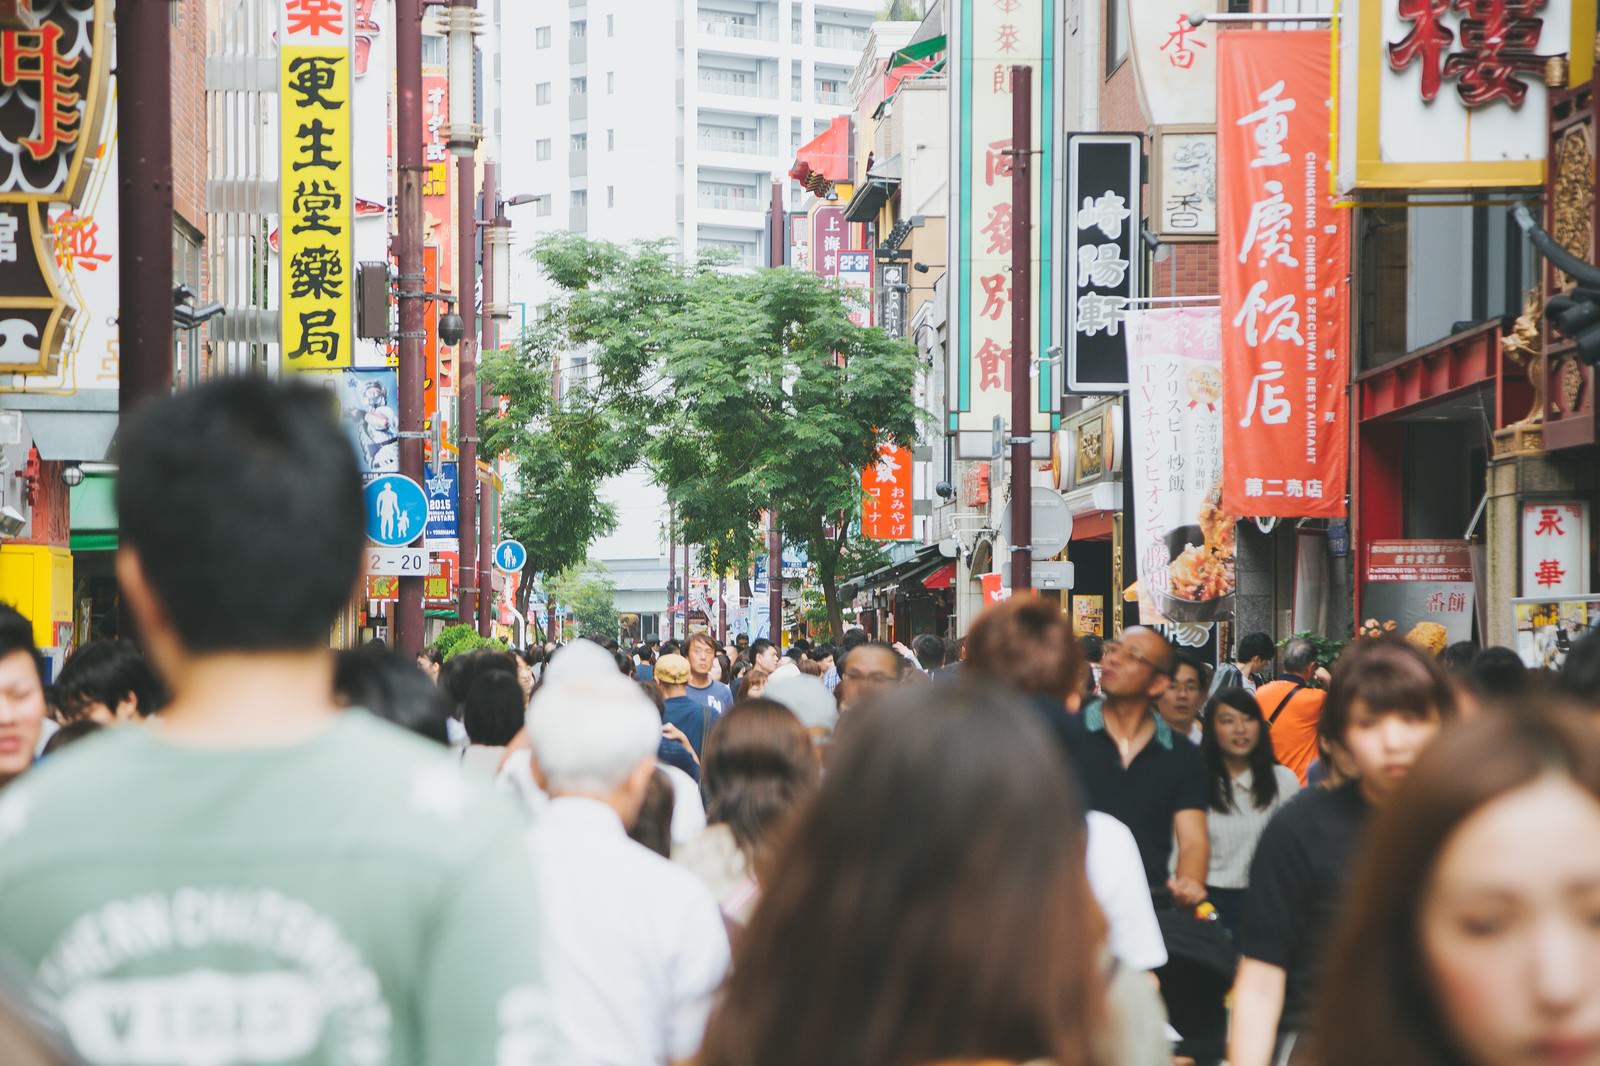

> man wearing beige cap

[{"left": 655, "top": 653, "right": 717, "bottom": 781}]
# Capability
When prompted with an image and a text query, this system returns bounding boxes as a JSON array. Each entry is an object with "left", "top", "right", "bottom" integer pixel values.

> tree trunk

[{"left": 810, "top": 513, "right": 845, "bottom": 642}]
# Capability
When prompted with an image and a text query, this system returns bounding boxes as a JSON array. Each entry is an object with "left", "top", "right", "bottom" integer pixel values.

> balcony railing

[
  {"left": 698, "top": 19, "right": 776, "bottom": 41},
  {"left": 814, "top": 88, "right": 847, "bottom": 105},
  {"left": 697, "top": 131, "right": 778, "bottom": 155},
  {"left": 815, "top": 27, "right": 868, "bottom": 51},
  {"left": 698, "top": 191, "right": 762, "bottom": 210},
  {"left": 699, "top": 74, "right": 778, "bottom": 98}
]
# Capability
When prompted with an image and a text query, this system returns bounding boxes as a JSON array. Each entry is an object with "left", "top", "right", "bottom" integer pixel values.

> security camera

[
  {"left": 439, "top": 312, "right": 465, "bottom": 347},
  {"left": 935, "top": 480, "right": 955, "bottom": 500},
  {"left": 61, "top": 463, "right": 84, "bottom": 488},
  {"left": 0, "top": 504, "right": 24, "bottom": 537}
]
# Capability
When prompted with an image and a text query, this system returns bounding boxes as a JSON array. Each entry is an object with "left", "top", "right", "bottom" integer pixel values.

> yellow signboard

[{"left": 280, "top": 9, "right": 354, "bottom": 370}]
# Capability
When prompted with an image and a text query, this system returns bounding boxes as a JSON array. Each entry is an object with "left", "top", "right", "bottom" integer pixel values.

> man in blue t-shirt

[
  {"left": 634, "top": 643, "right": 655, "bottom": 683},
  {"left": 654, "top": 653, "right": 714, "bottom": 780},
  {"left": 684, "top": 633, "right": 734, "bottom": 715}
]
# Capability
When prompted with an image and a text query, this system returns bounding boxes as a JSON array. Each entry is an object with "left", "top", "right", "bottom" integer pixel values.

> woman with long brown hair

[
  {"left": 697, "top": 684, "right": 1170, "bottom": 1066},
  {"left": 1315, "top": 703, "right": 1600, "bottom": 1066}
]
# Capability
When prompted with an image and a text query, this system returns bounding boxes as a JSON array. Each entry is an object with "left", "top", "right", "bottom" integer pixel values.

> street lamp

[{"left": 445, "top": 3, "right": 482, "bottom": 156}]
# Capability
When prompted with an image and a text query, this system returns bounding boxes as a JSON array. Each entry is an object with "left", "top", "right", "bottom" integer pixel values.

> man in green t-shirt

[{"left": 0, "top": 378, "right": 548, "bottom": 1065}]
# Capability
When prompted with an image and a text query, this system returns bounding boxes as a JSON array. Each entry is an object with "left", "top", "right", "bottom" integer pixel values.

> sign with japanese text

[
  {"left": 280, "top": 0, "right": 355, "bottom": 370},
  {"left": 1364, "top": 540, "right": 1476, "bottom": 646},
  {"left": 0, "top": 0, "right": 110, "bottom": 206},
  {"left": 878, "top": 261, "right": 907, "bottom": 338},
  {"left": 1126, "top": 306, "right": 1234, "bottom": 626},
  {"left": 1152, "top": 127, "right": 1217, "bottom": 240},
  {"left": 1521, "top": 501, "right": 1589, "bottom": 596},
  {"left": 981, "top": 571, "right": 1010, "bottom": 605},
  {"left": 424, "top": 461, "right": 458, "bottom": 551},
  {"left": 1337, "top": 0, "right": 1591, "bottom": 189},
  {"left": 1128, "top": 0, "right": 1219, "bottom": 125},
  {"left": 1218, "top": 31, "right": 1349, "bottom": 519},
  {"left": 838, "top": 249, "right": 873, "bottom": 327},
  {"left": 1065, "top": 133, "right": 1141, "bottom": 393},
  {"left": 862, "top": 442, "right": 914, "bottom": 541},
  {"left": 788, "top": 214, "right": 808, "bottom": 270},
  {"left": 948, "top": 0, "right": 1058, "bottom": 457},
  {"left": 1513, "top": 597, "right": 1600, "bottom": 670},
  {"left": 421, "top": 68, "right": 454, "bottom": 291},
  {"left": 0, "top": 202, "right": 72, "bottom": 373},
  {"left": 425, "top": 549, "right": 457, "bottom": 606}
]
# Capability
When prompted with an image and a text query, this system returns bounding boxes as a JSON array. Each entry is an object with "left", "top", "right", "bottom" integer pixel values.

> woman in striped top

[{"left": 1200, "top": 687, "right": 1301, "bottom": 938}]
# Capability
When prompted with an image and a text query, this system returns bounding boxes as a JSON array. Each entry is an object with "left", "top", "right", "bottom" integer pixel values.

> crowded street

[{"left": 3, "top": 0, "right": 1600, "bottom": 1064}]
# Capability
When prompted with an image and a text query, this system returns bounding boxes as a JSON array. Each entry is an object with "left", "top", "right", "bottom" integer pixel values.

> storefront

[{"left": 1057, "top": 398, "right": 1122, "bottom": 637}]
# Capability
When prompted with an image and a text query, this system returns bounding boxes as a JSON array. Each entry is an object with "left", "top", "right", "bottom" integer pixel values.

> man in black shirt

[
  {"left": 1228, "top": 640, "right": 1456, "bottom": 1066},
  {"left": 1062, "top": 626, "right": 1209, "bottom": 905}
]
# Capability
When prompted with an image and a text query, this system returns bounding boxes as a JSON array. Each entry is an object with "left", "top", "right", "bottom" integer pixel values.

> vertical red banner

[
  {"left": 861, "top": 443, "right": 914, "bottom": 541},
  {"left": 1218, "top": 31, "right": 1349, "bottom": 518}
]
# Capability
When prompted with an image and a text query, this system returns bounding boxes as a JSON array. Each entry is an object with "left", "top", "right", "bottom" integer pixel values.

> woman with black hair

[{"left": 1199, "top": 688, "right": 1300, "bottom": 937}]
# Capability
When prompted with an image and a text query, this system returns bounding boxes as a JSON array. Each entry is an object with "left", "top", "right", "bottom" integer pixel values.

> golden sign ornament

[
  {"left": 1552, "top": 120, "right": 1595, "bottom": 293},
  {"left": 1559, "top": 354, "right": 1586, "bottom": 415},
  {"left": 0, "top": 201, "right": 73, "bottom": 374}
]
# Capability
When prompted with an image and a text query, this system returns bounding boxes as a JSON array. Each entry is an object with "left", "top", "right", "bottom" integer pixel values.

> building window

[
  {"left": 607, "top": 128, "right": 615, "bottom": 150},
  {"left": 607, "top": 13, "right": 615, "bottom": 35},
  {"left": 607, "top": 185, "right": 615, "bottom": 208},
  {"left": 534, "top": 195, "right": 552, "bottom": 216},
  {"left": 1105, "top": 0, "right": 1128, "bottom": 76},
  {"left": 571, "top": 76, "right": 587, "bottom": 95},
  {"left": 536, "top": 25, "right": 551, "bottom": 48},
  {"left": 607, "top": 71, "right": 615, "bottom": 94},
  {"left": 536, "top": 82, "right": 551, "bottom": 105},
  {"left": 536, "top": 138, "right": 551, "bottom": 160},
  {"left": 571, "top": 19, "right": 586, "bottom": 37},
  {"left": 572, "top": 189, "right": 588, "bottom": 207},
  {"left": 571, "top": 132, "right": 587, "bottom": 151}
]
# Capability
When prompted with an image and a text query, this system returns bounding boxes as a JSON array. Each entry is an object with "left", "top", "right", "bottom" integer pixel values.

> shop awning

[
  {"left": 922, "top": 562, "right": 956, "bottom": 590},
  {"left": 840, "top": 544, "right": 945, "bottom": 598},
  {"left": 890, "top": 3, "right": 945, "bottom": 69},
  {"left": 844, "top": 174, "right": 899, "bottom": 223}
]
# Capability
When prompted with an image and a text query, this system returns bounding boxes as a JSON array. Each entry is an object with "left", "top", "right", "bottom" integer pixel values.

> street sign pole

[
  {"left": 395, "top": 0, "right": 426, "bottom": 655},
  {"left": 1009, "top": 65, "right": 1034, "bottom": 593}
]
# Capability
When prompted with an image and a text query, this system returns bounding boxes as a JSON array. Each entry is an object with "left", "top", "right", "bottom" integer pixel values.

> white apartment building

[{"left": 489, "top": 0, "right": 885, "bottom": 637}]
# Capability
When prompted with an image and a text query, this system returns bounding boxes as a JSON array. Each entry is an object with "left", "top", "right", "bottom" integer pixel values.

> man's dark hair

[
  {"left": 1439, "top": 641, "right": 1479, "bottom": 674},
  {"left": 1079, "top": 634, "right": 1104, "bottom": 664},
  {"left": 1172, "top": 650, "right": 1211, "bottom": 689},
  {"left": 636, "top": 644, "right": 656, "bottom": 665},
  {"left": 809, "top": 643, "right": 837, "bottom": 662},
  {"left": 52, "top": 640, "right": 167, "bottom": 721},
  {"left": 735, "top": 634, "right": 749, "bottom": 647},
  {"left": 841, "top": 629, "right": 869, "bottom": 652},
  {"left": 1468, "top": 646, "right": 1529, "bottom": 700},
  {"left": 750, "top": 638, "right": 775, "bottom": 661},
  {"left": 792, "top": 638, "right": 812, "bottom": 654},
  {"left": 334, "top": 647, "right": 452, "bottom": 744},
  {"left": 116, "top": 377, "right": 364, "bottom": 652},
  {"left": 1237, "top": 632, "right": 1276, "bottom": 665},
  {"left": 41, "top": 718, "right": 103, "bottom": 757},
  {"left": 0, "top": 604, "right": 45, "bottom": 684},
  {"left": 439, "top": 648, "right": 519, "bottom": 717},
  {"left": 1282, "top": 638, "right": 1318, "bottom": 676},
  {"left": 842, "top": 641, "right": 908, "bottom": 680},
  {"left": 613, "top": 649, "right": 636, "bottom": 678},
  {"left": 686, "top": 632, "right": 720, "bottom": 658},
  {"left": 644, "top": 634, "right": 660, "bottom": 647},
  {"left": 911, "top": 634, "right": 945, "bottom": 671},
  {"left": 462, "top": 670, "right": 527, "bottom": 747},
  {"left": 659, "top": 640, "right": 682, "bottom": 657}
]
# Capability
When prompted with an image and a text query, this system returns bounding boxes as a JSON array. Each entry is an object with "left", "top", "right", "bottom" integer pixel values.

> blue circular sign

[
  {"left": 364, "top": 475, "right": 429, "bottom": 547},
  {"left": 494, "top": 539, "right": 528, "bottom": 573}
]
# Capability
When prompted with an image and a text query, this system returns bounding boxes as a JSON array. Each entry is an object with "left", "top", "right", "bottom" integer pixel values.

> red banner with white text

[{"left": 1218, "top": 31, "right": 1348, "bottom": 518}]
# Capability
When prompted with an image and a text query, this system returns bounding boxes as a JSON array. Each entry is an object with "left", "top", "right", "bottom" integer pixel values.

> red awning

[
  {"left": 922, "top": 562, "right": 956, "bottom": 590},
  {"left": 789, "top": 115, "right": 851, "bottom": 186}
]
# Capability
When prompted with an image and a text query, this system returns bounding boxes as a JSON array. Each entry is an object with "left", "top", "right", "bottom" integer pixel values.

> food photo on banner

[
  {"left": 1217, "top": 30, "right": 1349, "bottom": 520},
  {"left": 1513, "top": 598, "right": 1600, "bottom": 671},
  {"left": 1359, "top": 540, "right": 1476, "bottom": 654},
  {"left": 1125, "top": 304, "right": 1236, "bottom": 625}
]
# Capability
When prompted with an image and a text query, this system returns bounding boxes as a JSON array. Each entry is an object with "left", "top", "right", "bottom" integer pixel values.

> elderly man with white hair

[{"left": 525, "top": 670, "right": 731, "bottom": 1066}]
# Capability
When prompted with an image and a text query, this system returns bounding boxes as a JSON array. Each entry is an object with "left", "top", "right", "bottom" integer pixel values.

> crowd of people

[{"left": 3, "top": 376, "right": 1600, "bottom": 1066}]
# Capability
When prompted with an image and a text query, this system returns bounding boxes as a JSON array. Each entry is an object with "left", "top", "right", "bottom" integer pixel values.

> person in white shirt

[
  {"left": 525, "top": 671, "right": 731, "bottom": 1066},
  {"left": 1087, "top": 810, "right": 1169, "bottom": 972}
]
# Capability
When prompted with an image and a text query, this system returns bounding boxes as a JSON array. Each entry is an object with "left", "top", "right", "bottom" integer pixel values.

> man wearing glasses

[{"left": 1062, "top": 626, "right": 1210, "bottom": 909}]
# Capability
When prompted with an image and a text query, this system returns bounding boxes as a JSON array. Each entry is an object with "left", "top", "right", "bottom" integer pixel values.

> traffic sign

[
  {"left": 366, "top": 546, "right": 427, "bottom": 576},
  {"left": 493, "top": 538, "right": 528, "bottom": 573},
  {"left": 364, "top": 474, "right": 428, "bottom": 547}
]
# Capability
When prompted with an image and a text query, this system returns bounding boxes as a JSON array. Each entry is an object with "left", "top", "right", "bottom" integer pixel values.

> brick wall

[{"left": 170, "top": 0, "right": 208, "bottom": 236}]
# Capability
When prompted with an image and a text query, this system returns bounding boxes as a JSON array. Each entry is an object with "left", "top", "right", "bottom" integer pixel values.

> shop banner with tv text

[
  {"left": 1218, "top": 30, "right": 1348, "bottom": 518},
  {"left": 1126, "top": 306, "right": 1234, "bottom": 627}
]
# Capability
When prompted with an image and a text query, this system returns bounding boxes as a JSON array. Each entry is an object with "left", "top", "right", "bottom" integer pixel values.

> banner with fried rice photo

[{"left": 1126, "top": 306, "right": 1236, "bottom": 626}]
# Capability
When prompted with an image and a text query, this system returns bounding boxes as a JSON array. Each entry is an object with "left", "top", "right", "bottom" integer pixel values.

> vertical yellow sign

[{"left": 280, "top": 43, "right": 354, "bottom": 369}]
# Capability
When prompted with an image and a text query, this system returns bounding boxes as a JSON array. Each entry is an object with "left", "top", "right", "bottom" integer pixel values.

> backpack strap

[{"left": 1268, "top": 682, "right": 1306, "bottom": 725}]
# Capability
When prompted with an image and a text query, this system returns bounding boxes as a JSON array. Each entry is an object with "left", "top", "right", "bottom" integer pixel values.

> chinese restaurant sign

[
  {"left": 1337, "top": 0, "right": 1591, "bottom": 189},
  {"left": 0, "top": 0, "right": 109, "bottom": 375},
  {"left": 1218, "top": 31, "right": 1349, "bottom": 519},
  {"left": 1125, "top": 306, "right": 1232, "bottom": 627},
  {"left": 862, "top": 443, "right": 914, "bottom": 542},
  {"left": 812, "top": 205, "right": 846, "bottom": 277},
  {"left": 948, "top": 0, "right": 1057, "bottom": 458},
  {"left": 1065, "top": 133, "right": 1141, "bottom": 392},
  {"left": 1127, "top": 0, "right": 1219, "bottom": 125},
  {"left": 1521, "top": 501, "right": 1589, "bottom": 597},
  {"left": 280, "top": 0, "right": 355, "bottom": 370},
  {"left": 1363, "top": 540, "right": 1476, "bottom": 646}
]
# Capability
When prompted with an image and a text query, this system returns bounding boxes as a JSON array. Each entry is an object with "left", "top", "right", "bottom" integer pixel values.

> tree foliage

[
  {"left": 483, "top": 235, "right": 926, "bottom": 641},
  {"left": 544, "top": 565, "right": 620, "bottom": 641}
]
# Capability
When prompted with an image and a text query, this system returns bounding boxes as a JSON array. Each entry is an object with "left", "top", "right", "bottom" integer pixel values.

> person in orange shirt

[{"left": 1254, "top": 639, "right": 1327, "bottom": 784}]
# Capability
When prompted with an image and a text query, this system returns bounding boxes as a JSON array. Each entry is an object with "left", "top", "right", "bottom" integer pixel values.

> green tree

[
  {"left": 544, "top": 565, "right": 620, "bottom": 641},
  {"left": 653, "top": 267, "right": 924, "bottom": 640}
]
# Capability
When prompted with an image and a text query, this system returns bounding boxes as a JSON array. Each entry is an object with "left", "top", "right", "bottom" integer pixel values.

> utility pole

[
  {"left": 667, "top": 506, "right": 677, "bottom": 641},
  {"left": 450, "top": 0, "right": 481, "bottom": 634},
  {"left": 1008, "top": 65, "right": 1033, "bottom": 593},
  {"left": 478, "top": 161, "right": 499, "bottom": 636},
  {"left": 717, "top": 574, "right": 726, "bottom": 644},
  {"left": 392, "top": 0, "right": 426, "bottom": 654},
  {"left": 683, "top": 539, "right": 691, "bottom": 634},
  {"left": 768, "top": 509, "right": 782, "bottom": 649},
  {"left": 117, "top": 0, "right": 173, "bottom": 414}
]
